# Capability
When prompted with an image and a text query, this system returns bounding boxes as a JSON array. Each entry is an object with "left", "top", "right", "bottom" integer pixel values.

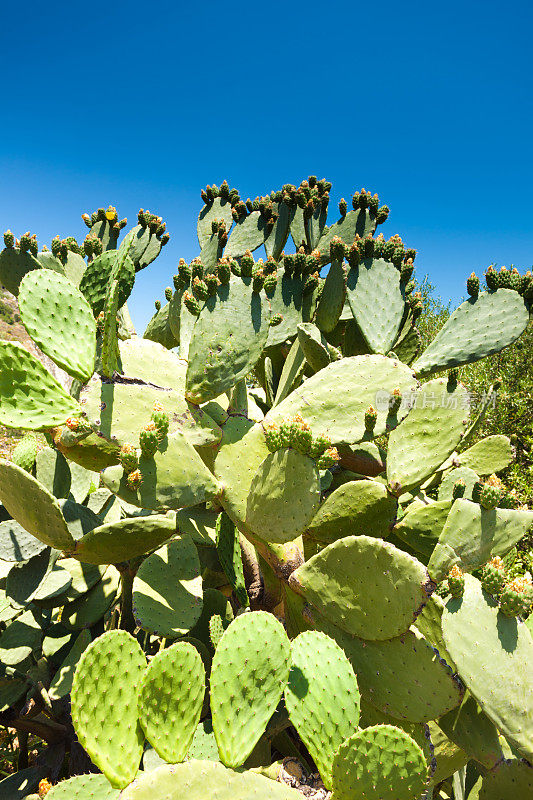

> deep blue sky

[{"left": 1, "top": 1, "right": 531, "bottom": 332}]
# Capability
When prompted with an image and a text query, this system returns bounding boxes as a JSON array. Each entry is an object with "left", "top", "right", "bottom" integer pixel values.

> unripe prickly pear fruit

[
  {"left": 119, "top": 443, "right": 139, "bottom": 473},
  {"left": 151, "top": 402, "right": 170, "bottom": 439},
  {"left": 365, "top": 405, "right": 378, "bottom": 432},
  {"left": 498, "top": 266, "right": 511, "bottom": 289},
  {"left": 303, "top": 271, "right": 319, "bottom": 296},
  {"left": 317, "top": 446, "right": 340, "bottom": 470},
  {"left": 154, "top": 300, "right": 161, "bottom": 311},
  {"left": 252, "top": 270, "right": 265, "bottom": 293},
  {"left": 294, "top": 249, "right": 307, "bottom": 274},
  {"left": 240, "top": 250, "right": 254, "bottom": 277},
  {"left": 216, "top": 259, "right": 231, "bottom": 284},
  {"left": 466, "top": 272, "right": 479, "bottom": 297},
  {"left": 330, "top": 236, "right": 346, "bottom": 261},
  {"left": 263, "top": 272, "right": 278, "bottom": 294},
  {"left": 126, "top": 468, "right": 143, "bottom": 491},
  {"left": 192, "top": 276, "right": 208, "bottom": 300},
  {"left": 481, "top": 556, "right": 507, "bottom": 596},
  {"left": 338, "top": 198, "right": 347, "bottom": 217},
  {"left": 519, "top": 270, "right": 532, "bottom": 295},
  {"left": 389, "top": 387, "right": 402, "bottom": 415},
  {"left": 269, "top": 312, "right": 283, "bottom": 326},
  {"left": 508, "top": 267, "right": 521, "bottom": 291},
  {"left": 183, "top": 291, "right": 200, "bottom": 316},
  {"left": 230, "top": 259, "right": 241, "bottom": 276},
  {"left": 400, "top": 261, "right": 414, "bottom": 283},
  {"left": 3, "top": 230, "right": 14, "bottom": 248},
  {"left": 447, "top": 565, "right": 465, "bottom": 598},
  {"left": 191, "top": 258, "right": 204, "bottom": 281},
  {"left": 499, "top": 575, "right": 533, "bottom": 618},
  {"left": 376, "top": 205, "right": 390, "bottom": 224},
  {"left": 139, "top": 423, "right": 159, "bottom": 458},
  {"left": 164, "top": 287, "right": 173, "bottom": 302},
  {"left": 452, "top": 479, "right": 466, "bottom": 500},
  {"left": 177, "top": 259, "right": 192, "bottom": 284},
  {"left": 485, "top": 264, "right": 498, "bottom": 291},
  {"left": 308, "top": 434, "right": 333, "bottom": 461},
  {"left": 278, "top": 418, "right": 294, "bottom": 449},
  {"left": 479, "top": 483, "right": 501, "bottom": 510},
  {"left": 19, "top": 232, "right": 32, "bottom": 252},
  {"left": 205, "top": 274, "right": 219, "bottom": 295},
  {"left": 264, "top": 423, "right": 280, "bottom": 453},
  {"left": 471, "top": 480, "right": 483, "bottom": 504},
  {"left": 65, "top": 417, "right": 92, "bottom": 435},
  {"left": 291, "top": 417, "right": 313, "bottom": 455}
]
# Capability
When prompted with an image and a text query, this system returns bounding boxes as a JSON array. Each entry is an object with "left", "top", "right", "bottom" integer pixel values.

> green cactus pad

[
  {"left": 313, "top": 612, "right": 463, "bottom": 722},
  {"left": 46, "top": 773, "right": 120, "bottom": 799},
  {"left": 188, "top": 587, "right": 234, "bottom": 649},
  {"left": 265, "top": 268, "right": 317, "bottom": 348},
  {"left": 10, "top": 433, "right": 40, "bottom": 472},
  {"left": 132, "top": 537, "right": 203, "bottom": 638},
  {"left": 392, "top": 321, "right": 422, "bottom": 365},
  {"left": 144, "top": 301, "right": 178, "bottom": 349},
  {"left": 6, "top": 547, "right": 63, "bottom": 606},
  {"left": 305, "top": 479, "right": 397, "bottom": 545},
  {"left": 197, "top": 197, "right": 235, "bottom": 249},
  {"left": 290, "top": 535, "right": 430, "bottom": 640},
  {"left": 100, "top": 278, "right": 120, "bottom": 377},
  {"left": 19, "top": 269, "right": 96, "bottom": 381},
  {"left": 71, "top": 630, "right": 146, "bottom": 788},
  {"left": 0, "top": 460, "right": 75, "bottom": 551},
  {"left": 285, "top": 631, "right": 360, "bottom": 788},
  {"left": 386, "top": 378, "right": 470, "bottom": 495},
  {"left": 48, "top": 629, "right": 91, "bottom": 701},
  {"left": 215, "top": 512, "right": 249, "bottom": 607},
  {"left": 264, "top": 200, "right": 295, "bottom": 260},
  {"left": 442, "top": 573, "right": 533, "bottom": 761},
  {"left": 0, "top": 609, "right": 42, "bottom": 665},
  {"left": 0, "top": 519, "right": 47, "bottom": 561},
  {"left": 185, "top": 280, "right": 269, "bottom": 404},
  {"left": 62, "top": 566, "right": 120, "bottom": 629},
  {"left": 428, "top": 498, "right": 533, "bottom": 581},
  {"left": 0, "top": 766, "right": 48, "bottom": 799},
  {"left": 316, "top": 258, "right": 346, "bottom": 333},
  {"left": 224, "top": 212, "right": 267, "bottom": 257},
  {"left": 118, "top": 224, "right": 163, "bottom": 272},
  {"left": 394, "top": 500, "right": 452, "bottom": 558},
  {"left": 246, "top": 449, "right": 321, "bottom": 544},
  {"left": 102, "top": 433, "right": 220, "bottom": 512},
  {"left": 138, "top": 642, "right": 205, "bottom": 763},
  {"left": 438, "top": 692, "right": 503, "bottom": 769},
  {"left": 211, "top": 612, "right": 291, "bottom": 767},
  {"left": 0, "top": 342, "right": 81, "bottom": 429},
  {"left": 187, "top": 718, "right": 220, "bottom": 761},
  {"left": 438, "top": 466, "right": 479, "bottom": 501},
  {"left": 176, "top": 506, "right": 218, "bottom": 547},
  {"left": 79, "top": 249, "right": 135, "bottom": 316},
  {"left": 265, "top": 355, "right": 417, "bottom": 445},
  {"left": 58, "top": 558, "right": 106, "bottom": 601},
  {"left": 478, "top": 759, "right": 533, "bottom": 800},
  {"left": 331, "top": 724, "right": 428, "bottom": 800},
  {"left": 412, "top": 289, "right": 529, "bottom": 376},
  {"left": 0, "top": 246, "right": 41, "bottom": 296},
  {"left": 273, "top": 339, "right": 306, "bottom": 406},
  {"left": 120, "top": 761, "right": 302, "bottom": 800},
  {"left": 346, "top": 258, "right": 405, "bottom": 354},
  {"left": 426, "top": 722, "right": 468, "bottom": 786},
  {"left": 457, "top": 434, "right": 513, "bottom": 475},
  {"left": 35, "top": 447, "right": 71, "bottom": 498},
  {"left": 71, "top": 514, "right": 176, "bottom": 564},
  {"left": 297, "top": 322, "right": 331, "bottom": 372},
  {"left": 317, "top": 208, "right": 376, "bottom": 264}
]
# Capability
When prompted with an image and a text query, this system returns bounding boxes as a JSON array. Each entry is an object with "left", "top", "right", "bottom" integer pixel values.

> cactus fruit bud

[
  {"left": 19, "top": 232, "right": 32, "bottom": 252},
  {"left": 164, "top": 287, "right": 173, "bottom": 302},
  {"left": 400, "top": 261, "right": 414, "bottom": 283},
  {"left": 38, "top": 778, "right": 53, "bottom": 797},
  {"left": 154, "top": 300, "right": 161, "bottom": 311},
  {"left": 192, "top": 276, "right": 209, "bottom": 301},
  {"left": 81, "top": 213, "right": 92, "bottom": 228},
  {"left": 471, "top": 480, "right": 483, "bottom": 504},
  {"left": 269, "top": 312, "right": 283, "bottom": 326},
  {"left": 447, "top": 565, "right": 465, "bottom": 598},
  {"left": 191, "top": 258, "right": 204, "bottom": 280},
  {"left": 452, "top": 479, "right": 466, "bottom": 500},
  {"left": 252, "top": 270, "right": 265, "bottom": 293},
  {"left": 216, "top": 259, "right": 231, "bottom": 284},
  {"left": 404, "top": 248, "right": 417, "bottom": 261},
  {"left": 376, "top": 205, "right": 390, "bottom": 224},
  {"left": 389, "top": 387, "right": 402, "bottom": 415},
  {"left": 120, "top": 444, "right": 139, "bottom": 473},
  {"left": 308, "top": 435, "right": 332, "bottom": 461},
  {"left": 151, "top": 402, "right": 170, "bottom": 439},
  {"left": 338, "top": 198, "right": 347, "bottom": 217},
  {"left": 240, "top": 250, "right": 254, "bottom": 278},
  {"left": 160, "top": 232, "right": 170, "bottom": 245},
  {"left": 347, "top": 242, "right": 360, "bottom": 268},
  {"left": 205, "top": 274, "right": 219, "bottom": 295},
  {"left": 183, "top": 291, "right": 201, "bottom": 316},
  {"left": 365, "top": 405, "right": 378, "bottom": 432},
  {"left": 485, "top": 264, "right": 498, "bottom": 291},
  {"left": 330, "top": 236, "right": 346, "bottom": 261},
  {"left": 3, "top": 230, "right": 14, "bottom": 248},
  {"left": 481, "top": 556, "right": 507, "bottom": 596},
  {"left": 178, "top": 259, "right": 192, "bottom": 284},
  {"left": 263, "top": 272, "right": 278, "bottom": 294},
  {"left": 498, "top": 266, "right": 511, "bottom": 289},
  {"left": 220, "top": 179, "right": 230, "bottom": 199},
  {"left": 65, "top": 417, "right": 92, "bottom": 435},
  {"left": 139, "top": 423, "right": 159, "bottom": 458},
  {"left": 303, "top": 271, "right": 319, "bottom": 296},
  {"left": 264, "top": 423, "right": 280, "bottom": 453},
  {"left": 291, "top": 417, "right": 313, "bottom": 455},
  {"left": 499, "top": 575, "right": 533, "bottom": 618},
  {"left": 467, "top": 272, "right": 479, "bottom": 297},
  {"left": 317, "top": 446, "right": 340, "bottom": 470},
  {"left": 479, "top": 482, "right": 501, "bottom": 510},
  {"left": 126, "top": 469, "right": 143, "bottom": 491}
]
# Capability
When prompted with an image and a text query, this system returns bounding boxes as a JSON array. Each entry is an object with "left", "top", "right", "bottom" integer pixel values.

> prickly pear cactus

[{"left": 0, "top": 177, "right": 531, "bottom": 800}]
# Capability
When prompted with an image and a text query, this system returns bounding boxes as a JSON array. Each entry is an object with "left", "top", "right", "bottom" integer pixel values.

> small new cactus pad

[
  {"left": 285, "top": 631, "right": 360, "bottom": 788},
  {"left": 70, "top": 514, "right": 176, "bottom": 564},
  {"left": 138, "top": 642, "right": 205, "bottom": 763},
  {"left": 11, "top": 432, "right": 40, "bottom": 472},
  {"left": 442, "top": 573, "right": 533, "bottom": 761},
  {"left": 79, "top": 249, "right": 135, "bottom": 316},
  {"left": 132, "top": 536, "right": 203, "bottom": 638},
  {"left": 428, "top": 498, "right": 533, "bottom": 582},
  {"left": 481, "top": 556, "right": 507, "bottom": 595},
  {"left": 290, "top": 535, "right": 429, "bottom": 640},
  {"left": 457, "top": 434, "right": 513, "bottom": 475},
  {"left": 44, "top": 774, "right": 120, "bottom": 799},
  {"left": 447, "top": 565, "right": 465, "bottom": 597},
  {"left": 386, "top": 378, "right": 470, "bottom": 495},
  {"left": 215, "top": 512, "right": 249, "bottom": 607},
  {"left": 412, "top": 289, "right": 529, "bottom": 376},
  {"left": 210, "top": 612, "right": 291, "bottom": 767},
  {"left": 246, "top": 448, "right": 321, "bottom": 543},
  {"left": 331, "top": 724, "right": 428, "bottom": 800},
  {"left": 18, "top": 269, "right": 96, "bottom": 381},
  {"left": 119, "top": 761, "right": 302, "bottom": 800},
  {"left": 499, "top": 575, "right": 533, "bottom": 617},
  {"left": 0, "top": 341, "right": 81, "bottom": 429},
  {"left": 71, "top": 630, "right": 146, "bottom": 788},
  {"left": 0, "top": 460, "right": 75, "bottom": 551}
]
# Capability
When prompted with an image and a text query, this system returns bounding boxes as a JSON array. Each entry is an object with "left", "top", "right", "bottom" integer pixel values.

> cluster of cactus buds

[
  {"left": 201, "top": 180, "right": 241, "bottom": 206},
  {"left": 83, "top": 207, "right": 128, "bottom": 235},
  {"left": 15, "top": 231, "right": 39, "bottom": 256},
  {"left": 447, "top": 565, "right": 465, "bottom": 598},
  {"left": 484, "top": 264, "right": 531, "bottom": 296},
  {"left": 119, "top": 443, "right": 139, "bottom": 474},
  {"left": 151, "top": 402, "right": 170, "bottom": 439},
  {"left": 263, "top": 415, "right": 340, "bottom": 469},
  {"left": 499, "top": 574, "right": 533, "bottom": 618},
  {"left": 283, "top": 248, "right": 321, "bottom": 276},
  {"left": 83, "top": 233, "right": 103, "bottom": 258},
  {"left": 472, "top": 474, "right": 509, "bottom": 510}
]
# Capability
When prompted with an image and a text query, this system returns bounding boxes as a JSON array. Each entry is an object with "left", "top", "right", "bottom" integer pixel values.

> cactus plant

[{"left": 0, "top": 177, "right": 531, "bottom": 799}]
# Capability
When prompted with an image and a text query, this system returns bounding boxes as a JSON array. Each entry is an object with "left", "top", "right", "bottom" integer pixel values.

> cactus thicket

[{"left": 0, "top": 176, "right": 532, "bottom": 799}]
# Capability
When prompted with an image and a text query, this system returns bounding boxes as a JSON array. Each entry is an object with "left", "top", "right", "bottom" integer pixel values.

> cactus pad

[
  {"left": 394, "top": 500, "right": 452, "bottom": 559},
  {"left": 46, "top": 774, "right": 119, "bottom": 799},
  {"left": 285, "top": 631, "right": 360, "bottom": 788},
  {"left": 138, "top": 642, "right": 205, "bottom": 763},
  {"left": 290, "top": 535, "right": 430, "bottom": 640},
  {"left": 478, "top": 759, "right": 533, "bottom": 799},
  {"left": 457, "top": 434, "right": 513, "bottom": 475},
  {"left": 132, "top": 537, "right": 203, "bottom": 638},
  {"left": 331, "top": 724, "right": 428, "bottom": 800},
  {"left": 71, "top": 630, "right": 146, "bottom": 788},
  {"left": 346, "top": 258, "right": 405, "bottom": 354},
  {"left": 210, "top": 612, "right": 291, "bottom": 767},
  {"left": 71, "top": 514, "right": 176, "bottom": 564},
  {"left": 18, "top": 269, "right": 96, "bottom": 381}
]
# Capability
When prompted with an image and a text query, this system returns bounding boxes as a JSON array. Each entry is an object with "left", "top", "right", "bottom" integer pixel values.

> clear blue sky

[{"left": 1, "top": 1, "right": 531, "bottom": 332}]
